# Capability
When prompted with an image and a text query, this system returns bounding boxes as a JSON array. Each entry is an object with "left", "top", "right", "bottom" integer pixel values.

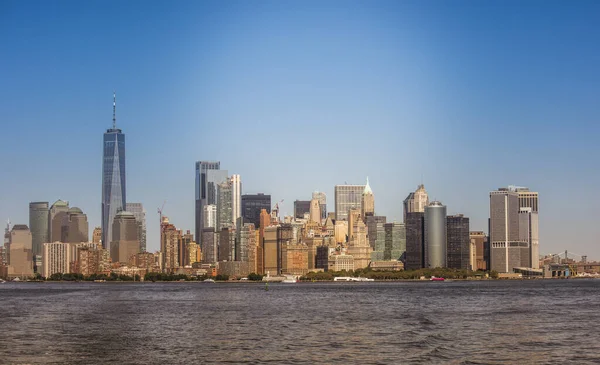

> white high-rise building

[
  {"left": 42, "top": 242, "right": 73, "bottom": 278},
  {"left": 203, "top": 204, "right": 217, "bottom": 229},
  {"left": 231, "top": 174, "right": 242, "bottom": 224}
]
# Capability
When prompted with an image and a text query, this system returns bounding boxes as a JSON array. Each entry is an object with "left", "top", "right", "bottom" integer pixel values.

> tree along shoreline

[{"left": 28, "top": 269, "right": 500, "bottom": 282}]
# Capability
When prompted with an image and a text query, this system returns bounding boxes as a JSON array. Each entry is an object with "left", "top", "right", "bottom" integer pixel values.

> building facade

[
  {"left": 61, "top": 207, "right": 89, "bottom": 244},
  {"left": 241, "top": 193, "right": 271, "bottom": 229},
  {"left": 281, "top": 243, "right": 309, "bottom": 276},
  {"left": 519, "top": 208, "right": 539, "bottom": 269},
  {"left": 230, "top": 174, "right": 242, "bottom": 225},
  {"left": 29, "top": 201, "right": 48, "bottom": 257},
  {"left": 293, "top": 200, "right": 311, "bottom": 220},
  {"left": 126, "top": 203, "right": 147, "bottom": 252},
  {"left": 469, "top": 231, "right": 488, "bottom": 271},
  {"left": 111, "top": 211, "right": 139, "bottom": 264},
  {"left": 405, "top": 212, "right": 425, "bottom": 270},
  {"left": 361, "top": 177, "right": 374, "bottom": 218},
  {"left": 312, "top": 191, "right": 327, "bottom": 221},
  {"left": 161, "top": 217, "right": 181, "bottom": 272},
  {"left": 366, "top": 215, "right": 386, "bottom": 249},
  {"left": 92, "top": 227, "right": 102, "bottom": 245},
  {"left": 403, "top": 184, "right": 429, "bottom": 223},
  {"left": 371, "top": 223, "right": 406, "bottom": 262},
  {"left": 309, "top": 199, "right": 321, "bottom": 223},
  {"left": 48, "top": 199, "right": 69, "bottom": 243},
  {"left": 347, "top": 219, "right": 372, "bottom": 270},
  {"left": 195, "top": 161, "right": 228, "bottom": 244},
  {"left": 490, "top": 188, "right": 530, "bottom": 273},
  {"left": 334, "top": 184, "right": 365, "bottom": 221},
  {"left": 203, "top": 204, "right": 217, "bottom": 229},
  {"left": 4, "top": 225, "right": 34, "bottom": 279},
  {"left": 217, "top": 180, "right": 233, "bottom": 230},
  {"left": 425, "top": 201, "right": 447, "bottom": 268},
  {"left": 102, "top": 94, "right": 126, "bottom": 253},
  {"left": 201, "top": 228, "right": 218, "bottom": 264},
  {"left": 446, "top": 215, "right": 470, "bottom": 270},
  {"left": 42, "top": 242, "right": 72, "bottom": 278}
]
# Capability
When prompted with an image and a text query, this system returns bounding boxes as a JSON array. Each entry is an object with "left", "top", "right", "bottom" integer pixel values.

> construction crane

[
  {"left": 272, "top": 199, "right": 284, "bottom": 221},
  {"left": 158, "top": 200, "right": 167, "bottom": 227}
]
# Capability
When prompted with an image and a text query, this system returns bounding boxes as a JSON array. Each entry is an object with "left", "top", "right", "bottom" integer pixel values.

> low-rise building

[{"left": 328, "top": 254, "right": 354, "bottom": 272}]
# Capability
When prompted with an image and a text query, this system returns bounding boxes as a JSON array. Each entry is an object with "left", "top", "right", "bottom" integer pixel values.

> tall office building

[
  {"left": 236, "top": 221, "right": 255, "bottom": 263},
  {"left": 446, "top": 214, "right": 470, "bottom": 270},
  {"left": 217, "top": 180, "right": 233, "bottom": 230},
  {"left": 469, "top": 231, "right": 488, "bottom": 271},
  {"left": 195, "top": 161, "right": 228, "bottom": 244},
  {"left": 490, "top": 188, "right": 529, "bottom": 273},
  {"left": 293, "top": 200, "right": 311, "bottom": 219},
  {"left": 29, "top": 202, "right": 48, "bottom": 257},
  {"left": 92, "top": 227, "right": 102, "bottom": 245},
  {"left": 218, "top": 228, "right": 235, "bottom": 262},
  {"left": 366, "top": 215, "right": 387, "bottom": 249},
  {"left": 42, "top": 242, "right": 73, "bottom": 278},
  {"left": 102, "top": 93, "right": 126, "bottom": 253},
  {"left": 179, "top": 230, "right": 194, "bottom": 267},
  {"left": 309, "top": 199, "right": 321, "bottom": 224},
  {"left": 405, "top": 212, "right": 425, "bottom": 270},
  {"left": 111, "top": 211, "right": 139, "bottom": 263},
  {"left": 5, "top": 225, "right": 34, "bottom": 278},
  {"left": 241, "top": 193, "right": 271, "bottom": 229},
  {"left": 231, "top": 175, "right": 242, "bottom": 224},
  {"left": 335, "top": 184, "right": 365, "bottom": 221},
  {"left": 48, "top": 199, "right": 69, "bottom": 242},
  {"left": 61, "top": 207, "right": 89, "bottom": 243},
  {"left": 347, "top": 219, "right": 372, "bottom": 269},
  {"left": 371, "top": 223, "right": 406, "bottom": 261},
  {"left": 201, "top": 228, "right": 218, "bottom": 264},
  {"left": 516, "top": 186, "right": 539, "bottom": 268},
  {"left": 262, "top": 226, "right": 279, "bottom": 275},
  {"left": 424, "top": 201, "right": 447, "bottom": 268},
  {"left": 312, "top": 192, "right": 327, "bottom": 221},
  {"left": 519, "top": 208, "right": 539, "bottom": 269},
  {"left": 126, "top": 203, "right": 147, "bottom": 252},
  {"left": 161, "top": 217, "right": 181, "bottom": 272},
  {"left": 515, "top": 187, "right": 539, "bottom": 212},
  {"left": 203, "top": 204, "right": 217, "bottom": 229},
  {"left": 403, "top": 184, "right": 429, "bottom": 223},
  {"left": 361, "top": 177, "right": 375, "bottom": 218}
]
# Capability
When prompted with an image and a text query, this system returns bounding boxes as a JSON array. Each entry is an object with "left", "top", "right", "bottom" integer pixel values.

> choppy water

[{"left": 1, "top": 280, "right": 600, "bottom": 364}]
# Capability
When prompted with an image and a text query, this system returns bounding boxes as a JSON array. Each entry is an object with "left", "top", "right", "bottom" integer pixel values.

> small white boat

[
  {"left": 203, "top": 279, "right": 215, "bottom": 283},
  {"left": 282, "top": 275, "right": 298, "bottom": 283}
]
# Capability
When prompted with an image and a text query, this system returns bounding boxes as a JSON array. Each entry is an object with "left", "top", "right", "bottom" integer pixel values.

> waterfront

[{"left": 1, "top": 280, "right": 600, "bottom": 364}]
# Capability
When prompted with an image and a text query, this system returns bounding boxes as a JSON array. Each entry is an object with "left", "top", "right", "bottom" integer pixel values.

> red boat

[{"left": 430, "top": 276, "right": 445, "bottom": 281}]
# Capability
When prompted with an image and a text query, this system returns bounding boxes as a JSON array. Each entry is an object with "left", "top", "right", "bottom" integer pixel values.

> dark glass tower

[
  {"left": 29, "top": 202, "right": 48, "bottom": 257},
  {"left": 102, "top": 93, "right": 126, "bottom": 251},
  {"left": 405, "top": 212, "right": 425, "bottom": 270},
  {"left": 241, "top": 194, "right": 271, "bottom": 229}
]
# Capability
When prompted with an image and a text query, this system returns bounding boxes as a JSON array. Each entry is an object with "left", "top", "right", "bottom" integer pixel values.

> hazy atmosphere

[{"left": 1, "top": 0, "right": 599, "bottom": 256}]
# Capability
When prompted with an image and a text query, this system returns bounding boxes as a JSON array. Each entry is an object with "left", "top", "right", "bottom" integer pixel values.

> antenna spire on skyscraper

[{"left": 112, "top": 91, "right": 116, "bottom": 129}]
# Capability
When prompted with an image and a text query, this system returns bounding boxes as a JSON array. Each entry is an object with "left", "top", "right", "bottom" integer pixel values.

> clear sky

[{"left": 1, "top": 1, "right": 599, "bottom": 258}]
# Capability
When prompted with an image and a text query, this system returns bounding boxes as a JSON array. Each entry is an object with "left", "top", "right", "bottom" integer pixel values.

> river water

[{"left": 1, "top": 280, "right": 600, "bottom": 364}]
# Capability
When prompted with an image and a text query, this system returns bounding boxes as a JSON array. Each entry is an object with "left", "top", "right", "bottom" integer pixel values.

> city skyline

[{"left": 1, "top": 1, "right": 599, "bottom": 258}]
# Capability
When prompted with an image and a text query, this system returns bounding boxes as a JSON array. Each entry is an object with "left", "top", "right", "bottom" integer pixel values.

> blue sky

[{"left": 1, "top": 1, "right": 599, "bottom": 257}]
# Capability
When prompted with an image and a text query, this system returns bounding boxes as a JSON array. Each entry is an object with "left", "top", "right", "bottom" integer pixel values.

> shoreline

[{"left": 6, "top": 276, "right": 599, "bottom": 284}]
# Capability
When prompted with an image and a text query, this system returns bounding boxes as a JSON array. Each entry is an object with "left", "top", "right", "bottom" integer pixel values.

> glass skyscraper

[
  {"left": 195, "top": 161, "right": 228, "bottom": 244},
  {"left": 102, "top": 94, "right": 126, "bottom": 252}
]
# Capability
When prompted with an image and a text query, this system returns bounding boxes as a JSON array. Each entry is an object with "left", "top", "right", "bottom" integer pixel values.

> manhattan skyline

[{"left": 1, "top": 1, "right": 599, "bottom": 258}]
